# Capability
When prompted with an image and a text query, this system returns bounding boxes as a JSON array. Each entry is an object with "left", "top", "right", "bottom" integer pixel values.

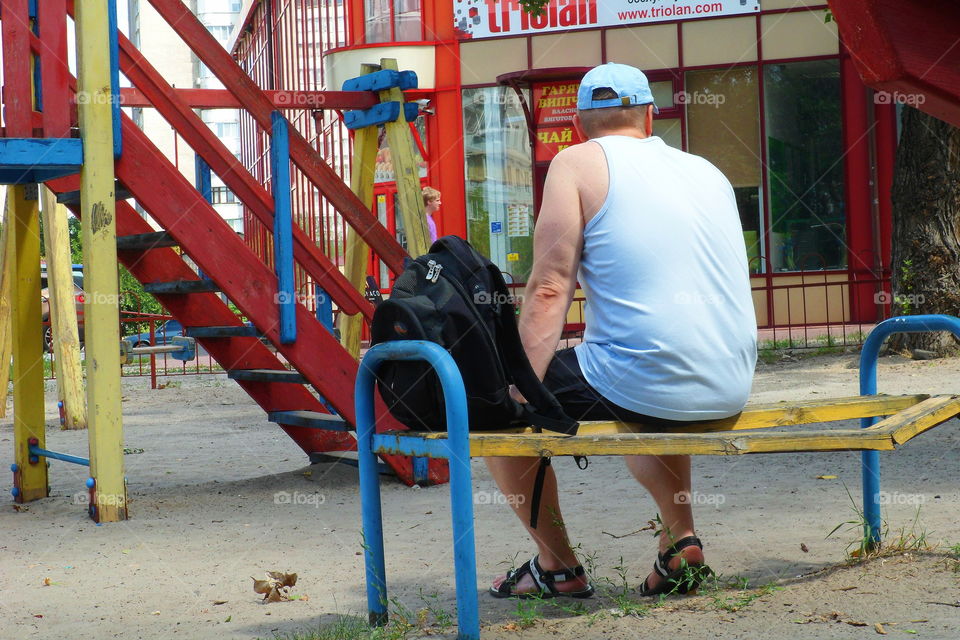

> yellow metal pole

[
  {"left": 0, "top": 191, "right": 15, "bottom": 419},
  {"left": 76, "top": 0, "right": 126, "bottom": 521},
  {"left": 10, "top": 185, "right": 48, "bottom": 503},
  {"left": 379, "top": 58, "right": 431, "bottom": 259},
  {"left": 339, "top": 63, "right": 381, "bottom": 359},
  {"left": 41, "top": 187, "right": 87, "bottom": 430}
]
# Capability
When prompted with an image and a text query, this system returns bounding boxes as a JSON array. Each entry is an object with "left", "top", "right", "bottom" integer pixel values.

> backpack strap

[
  {"left": 529, "top": 456, "right": 551, "bottom": 529},
  {"left": 487, "top": 265, "right": 579, "bottom": 434}
]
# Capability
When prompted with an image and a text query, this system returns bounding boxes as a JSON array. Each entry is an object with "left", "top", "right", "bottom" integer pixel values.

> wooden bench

[{"left": 353, "top": 315, "right": 960, "bottom": 640}]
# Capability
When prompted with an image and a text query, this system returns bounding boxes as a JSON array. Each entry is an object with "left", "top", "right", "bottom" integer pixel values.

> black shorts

[{"left": 542, "top": 347, "right": 690, "bottom": 427}]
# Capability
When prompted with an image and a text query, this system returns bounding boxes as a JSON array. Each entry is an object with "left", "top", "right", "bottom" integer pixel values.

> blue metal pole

[
  {"left": 28, "top": 444, "right": 90, "bottom": 467},
  {"left": 859, "top": 314, "right": 960, "bottom": 544},
  {"left": 108, "top": 0, "right": 121, "bottom": 158},
  {"left": 314, "top": 284, "right": 334, "bottom": 334},
  {"left": 356, "top": 341, "right": 479, "bottom": 640},
  {"left": 194, "top": 156, "right": 212, "bottom": 202},
  {"left": 355, "top": 347, "right": 390, "bottom": 626},
  {"left": 270, "top": 111, "right": 296, "bottom": 344}
]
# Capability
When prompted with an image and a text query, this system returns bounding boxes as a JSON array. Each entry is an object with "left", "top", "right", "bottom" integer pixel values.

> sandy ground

[{"left": 1, "top": 352, "right": 959, "bottom": 640}]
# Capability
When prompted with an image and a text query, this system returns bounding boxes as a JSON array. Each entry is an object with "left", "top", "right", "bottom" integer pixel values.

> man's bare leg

[
  {"left": 625, "top": 454, "right": 705, "bottom": 589},
  {"left": 485, "top": 456, "right": 590, "bottom": 594}
]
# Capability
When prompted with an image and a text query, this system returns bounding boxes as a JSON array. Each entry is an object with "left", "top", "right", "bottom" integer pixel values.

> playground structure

[{"left": 1, "top": 0, "right": 445, "bottom": 523}]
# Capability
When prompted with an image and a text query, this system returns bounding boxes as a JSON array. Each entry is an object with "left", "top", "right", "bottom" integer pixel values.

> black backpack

[{"left": 370, "top": 236, "right": 578, "bottom": 435}]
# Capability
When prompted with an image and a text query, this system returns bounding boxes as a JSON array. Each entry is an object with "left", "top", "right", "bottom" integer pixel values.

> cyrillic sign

[{"left": 455, "top": 0, "right": 760, "bottom": 39}]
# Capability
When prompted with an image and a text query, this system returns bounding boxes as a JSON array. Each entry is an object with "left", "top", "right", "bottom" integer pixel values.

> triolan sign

[{"left": 455, "top": 0, "right": 760, "bottom": 39}]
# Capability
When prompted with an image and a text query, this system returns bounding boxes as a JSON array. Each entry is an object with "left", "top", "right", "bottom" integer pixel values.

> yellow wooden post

[
  {"left": 76, "top": 0, "right": 126, "bottom": 521},
  {"left": 379, "top": 58, "right": 431, "bottom": 259},
  {"left": 41, "top": 187, "right": 87, "bottom": 430},
  {"left": 340, "top": 63, "right": 381, "bottom": 359},
  {"left": 9, "top": 185, "right": 48, "bottom": 503},
  {"left": 0, "top": 191, "right": 15, "bottom": 419}
]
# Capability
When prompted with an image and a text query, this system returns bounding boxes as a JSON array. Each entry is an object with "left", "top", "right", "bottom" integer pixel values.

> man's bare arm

[{"left": 518, "top": 149, "right": 585, "bottom": 380}]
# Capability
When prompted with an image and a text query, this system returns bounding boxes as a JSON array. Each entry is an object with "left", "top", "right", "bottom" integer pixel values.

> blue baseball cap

[{"left": 576, "top": 63, "right": 659, "bottom": 113}]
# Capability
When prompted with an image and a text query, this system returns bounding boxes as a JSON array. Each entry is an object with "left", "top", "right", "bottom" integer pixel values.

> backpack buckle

[{"left": 425, "top": 259, "right": 443, "bottom": 283}]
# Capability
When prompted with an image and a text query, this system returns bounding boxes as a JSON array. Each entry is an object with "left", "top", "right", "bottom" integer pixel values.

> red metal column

[
  {"left": 874, "top": 101, "right": 897, "bottom": 272},
  {"left": 39, "top": 0, "right": 71, "bottom": 137},
  {"left": 1, "top": 0, "right": 34, "bottom": 135},
  {"left": 426, "top": 1, "right": 467, "bottom": 239},
  {"left": 841, "top": 46, "right": 876, "bottom": 323}
]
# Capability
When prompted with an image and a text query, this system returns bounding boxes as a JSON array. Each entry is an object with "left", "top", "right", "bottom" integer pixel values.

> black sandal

[
  {"left": 489, "top": 555, "right": 595, "bottom": 600},
  {"left": 638, "top": 535, "right": 711, "bottom": 597}
]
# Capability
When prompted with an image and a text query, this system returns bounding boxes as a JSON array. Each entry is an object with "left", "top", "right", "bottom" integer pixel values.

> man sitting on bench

[{"left": 487, "top": 63, "right": 758, "bottom": 599}]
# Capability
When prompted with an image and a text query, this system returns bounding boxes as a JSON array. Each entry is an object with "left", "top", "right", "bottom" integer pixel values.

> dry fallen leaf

[
  {"left": 846, "top": 620, "right": 868, "bottom": 627},
  {"left": 800, "top": 543, "right": 809, "bottom": 553},
  {"left": 816, "top": 475, "right": 838, "bottom": 480},
  {"left": 267, "top": 571, "right": 297, "bottom": 588},
  {"left": 251, "top": 578, "right": 273, "bottom": 595},
  {"left": 875, "top": 623, "right": 887, "bottom": 634},
  {"left": 42, "top": 577, "right": 52, "bottom": 587},
  {"left": 213, "top": 600, "right": 228, "bottom": 606},
  {"left": 503, "top": 623, "right": 518, "bottom": 631},
  {"left": 253, "top": 571, "right": 300, "bottom": 602}
]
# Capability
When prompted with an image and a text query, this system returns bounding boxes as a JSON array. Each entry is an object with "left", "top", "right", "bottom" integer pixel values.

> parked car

[
  {"left": 127, "top": 319, "right": 184, "bottom": 348},
  {"left": 41, "top": 281, "right": 86, "bottom": 353}
]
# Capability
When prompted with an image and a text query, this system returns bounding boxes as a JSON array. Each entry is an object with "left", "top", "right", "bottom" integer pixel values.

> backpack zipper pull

[{"left": 425, "top": 259, "right": 443, "bottom": 283}]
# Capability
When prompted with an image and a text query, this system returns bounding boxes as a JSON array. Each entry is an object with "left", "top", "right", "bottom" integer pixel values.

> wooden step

[
  {"left": 143, "top": 279, "right": 220, "bottom": 294},
  {"left": 116, "top": 231, "right": 178, "bottom": 252},
  {"left": 227, "top": 369, "right": 306, "bottom": 384},
  {"left": 185, "top": 325, "right": 262, "bottom": 338},
  {"left": 57, "top": 181, "right": 133, "bottom": 205},
  {"left": 268, "top": 410, "right": 349, "bottom": 431}
]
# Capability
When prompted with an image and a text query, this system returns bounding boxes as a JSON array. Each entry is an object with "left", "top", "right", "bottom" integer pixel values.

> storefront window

[
  {"left": 463, "top": 87, "right": 535, "bottom": 282},
  {"left": 364, "top": 0, "right": 391, "bottom": 42},
  {"left": 656, "top": 118, "right": 683, "bottom": 150},
  {"left": 685, "top": 67, "right": 762, "bottom": 272},
  {"left": 365, "top": 0, "right": 421, "bottom": 43},
  {"left": 764, "top": 60, "right": 845, "bottom": 271}
]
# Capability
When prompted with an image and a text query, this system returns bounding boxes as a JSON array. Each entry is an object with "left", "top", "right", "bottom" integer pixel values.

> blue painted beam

[
  {"left": 194, "top": 156, "right": 212, "bottom": 202},
  {"left": 0, "top": 168, "right": 81, "bottom": 185},
  {"left": 0, "top": 138, "right": 83, "bottom": 166},
  {"left": 108, "top": 0, "right": 122, "bottom": 158},
  {"left": 270, "top": 111, "right": 296, "bottom": 344}
]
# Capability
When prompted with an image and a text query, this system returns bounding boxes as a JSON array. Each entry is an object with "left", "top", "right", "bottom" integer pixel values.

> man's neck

[{"left": 591, "top": 127, "right": 649, "bottom": 139}]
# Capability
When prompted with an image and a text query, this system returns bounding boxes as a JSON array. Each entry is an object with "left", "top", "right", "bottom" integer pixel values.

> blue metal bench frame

[{"left": 356, "top": 315, "right": 960, "bottom": 640}]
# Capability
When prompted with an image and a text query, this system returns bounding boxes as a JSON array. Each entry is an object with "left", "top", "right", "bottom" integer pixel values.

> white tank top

[{"left": 573, "top": 135, "right": 757, "bottom": 420}]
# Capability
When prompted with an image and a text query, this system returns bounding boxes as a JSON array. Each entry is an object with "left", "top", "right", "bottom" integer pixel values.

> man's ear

[{"left": 645, "top": 105, "right": 654, "bottom": 137}]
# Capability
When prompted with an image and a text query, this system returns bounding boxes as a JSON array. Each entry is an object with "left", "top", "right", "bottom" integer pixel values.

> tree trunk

[{"left": 888, "top": 107, "right": 960, "bottom": 356}]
